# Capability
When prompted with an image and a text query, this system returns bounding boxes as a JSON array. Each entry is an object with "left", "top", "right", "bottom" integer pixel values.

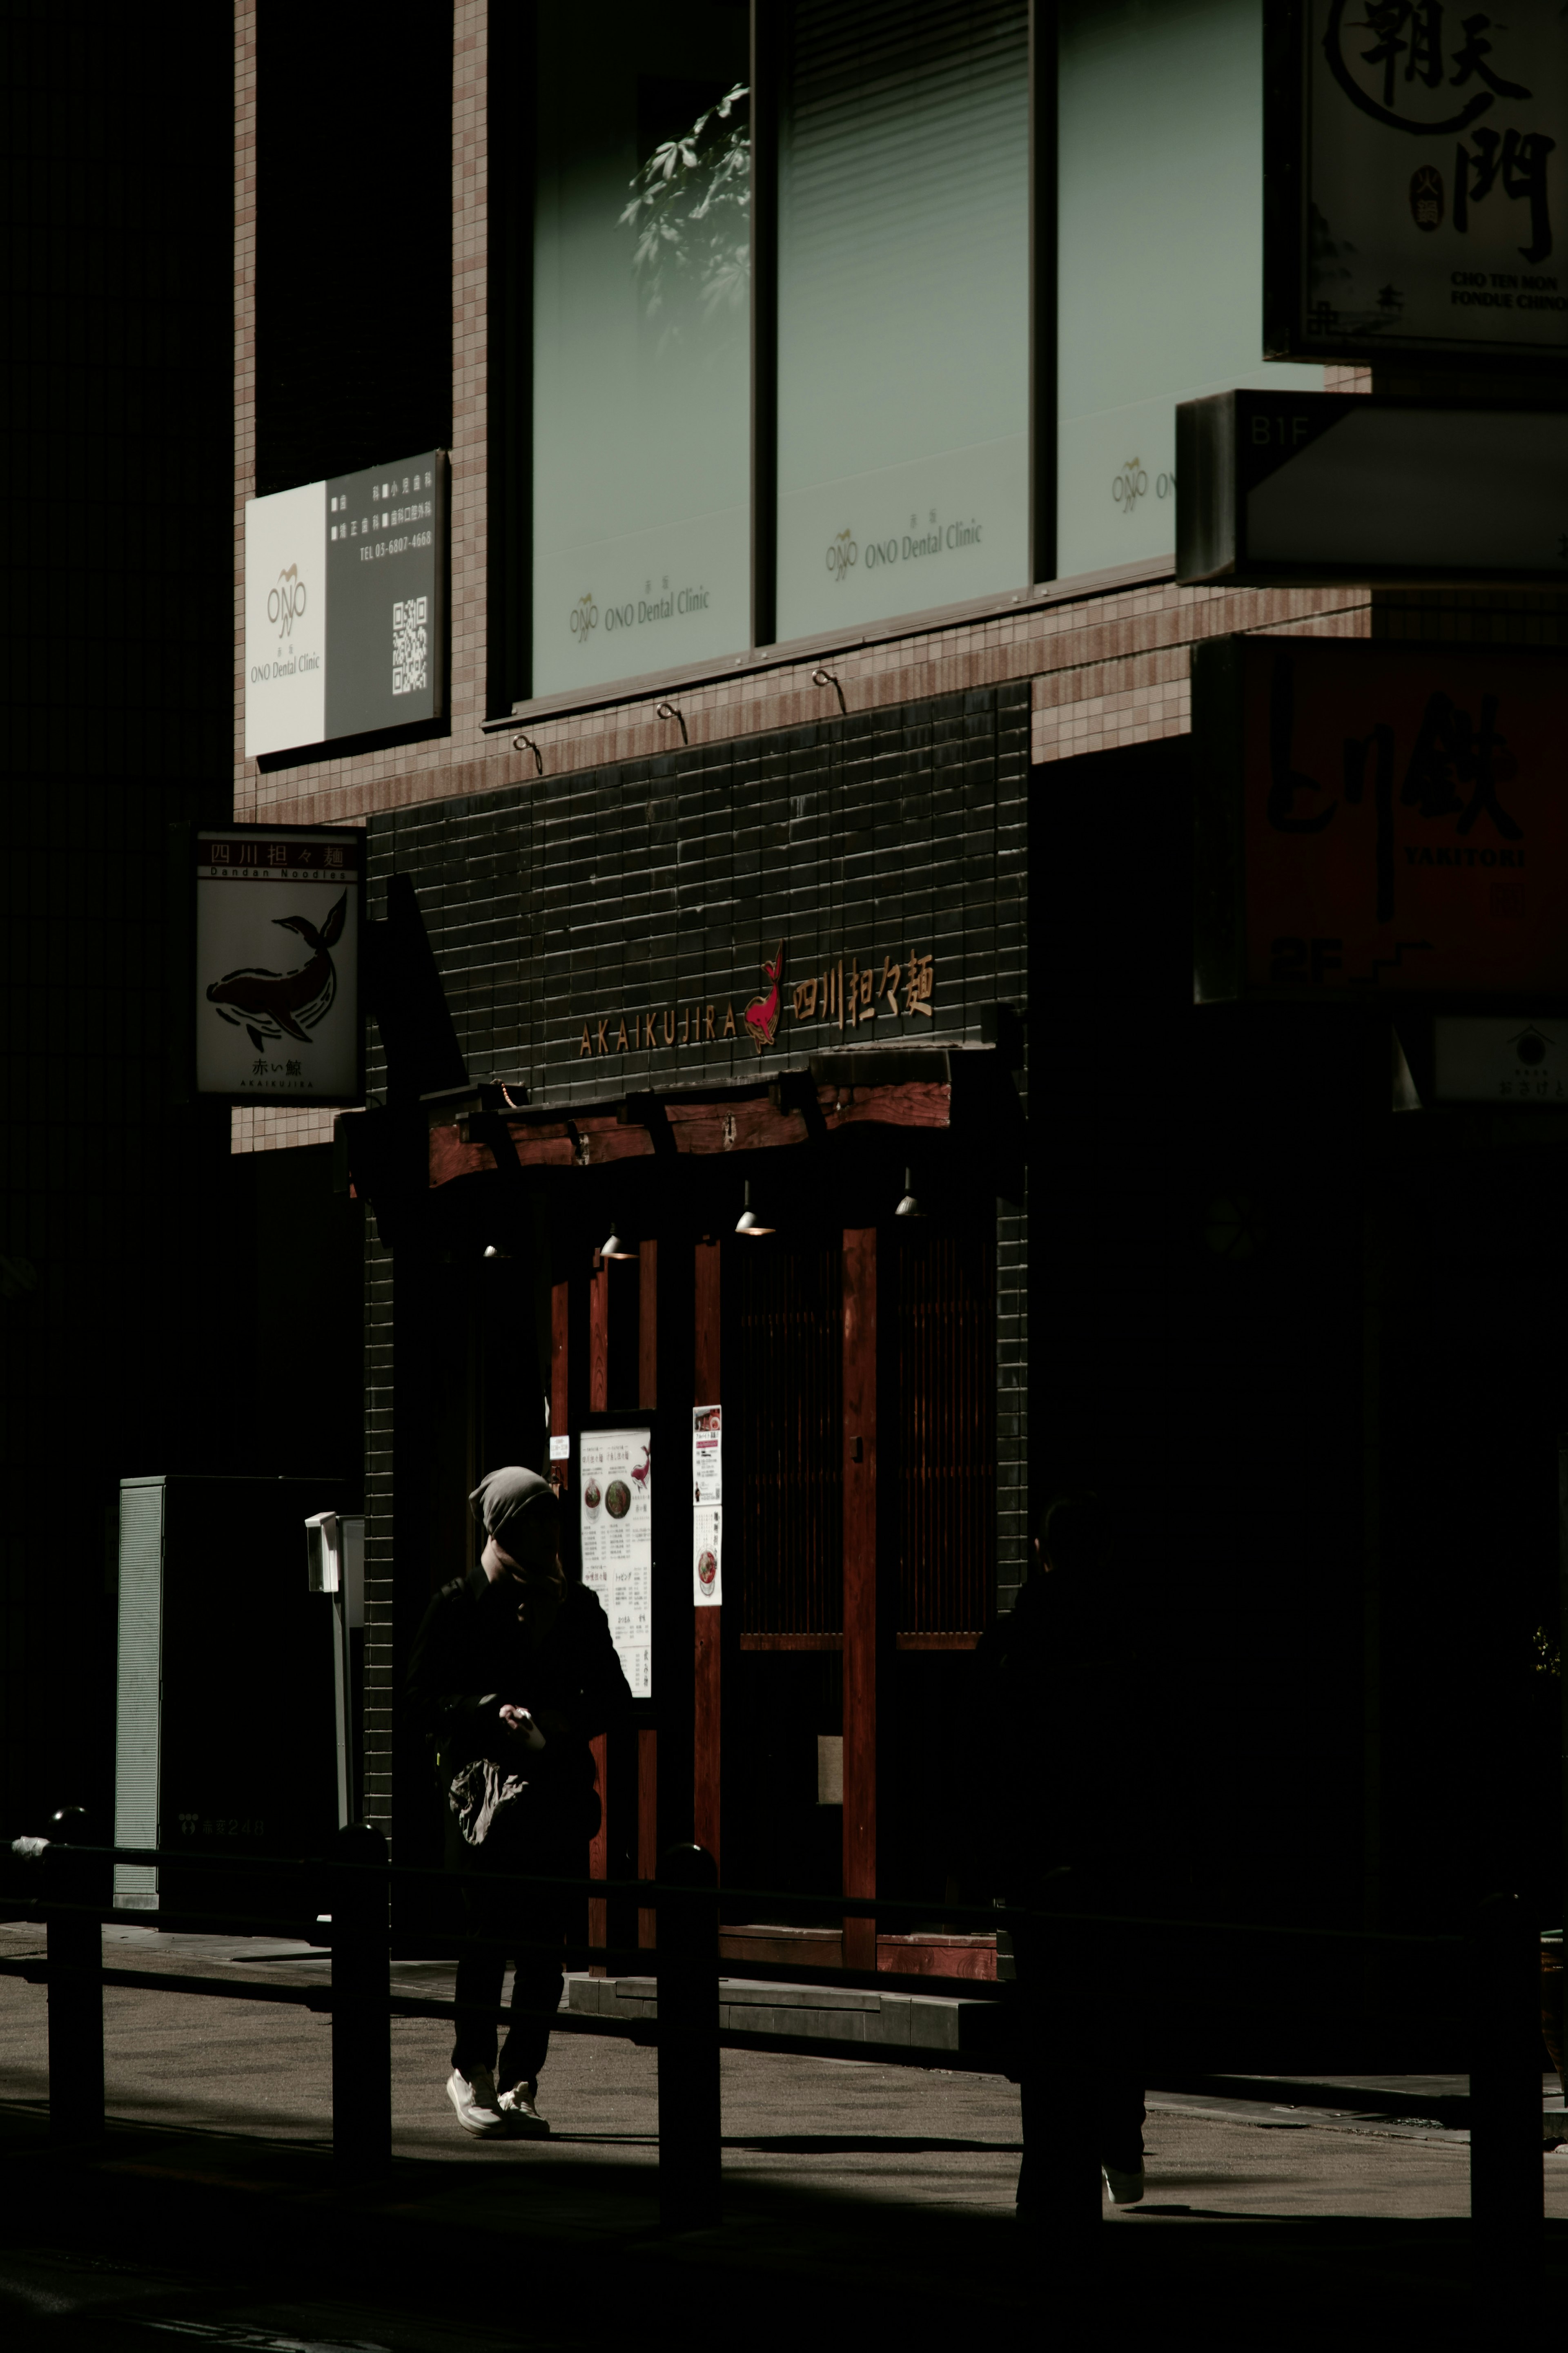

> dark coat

[
  {"left": 405, "top": 1566, "right": 633, "bottom": 1870},
  {"left": 957, "top": 1571, "right": 1145, "bottom": 1905}
]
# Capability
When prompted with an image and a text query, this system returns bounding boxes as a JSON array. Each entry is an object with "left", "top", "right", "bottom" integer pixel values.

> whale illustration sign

[{"left": 193, "top": 827, "right": 364, "bottom": 1102}]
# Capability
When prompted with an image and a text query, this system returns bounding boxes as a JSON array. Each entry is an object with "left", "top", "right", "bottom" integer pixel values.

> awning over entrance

[{"left": 423, "top": 1047, "right": 1024, "bottom": 1196}]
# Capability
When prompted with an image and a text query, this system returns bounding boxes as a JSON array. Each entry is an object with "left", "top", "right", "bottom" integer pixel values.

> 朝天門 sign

[
  {"left": 1193, "top": 636, "right": 1568, "bottom": 1002},
  {"left": 191, "top": 827, "right": 364, "bottom": 1103},
  {"left": 1177, "top": 391, "right": 1568, "bottom": 587},
  {"left": 1265, "top": 0, "right": 1568, "bottom": 364},
  {"left": 245, "top": 451, "right": 448, "bottom": 760}
]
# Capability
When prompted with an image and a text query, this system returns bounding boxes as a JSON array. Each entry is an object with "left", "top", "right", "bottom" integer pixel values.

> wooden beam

[
  {"left": 842, "top": 1226, "right": 878, "bottom": 1972},
  {"left": 638, "top": 1241, "right": 657, "bottom": 1948},
  {"left": 426, "top": 1077, "right": 954, "bottom": 1190},
  {"left": 587, "top": 1254, "right": 609, "bottom": 1968},
  {"left": 738, "top": 1632, "right": 842, "bottom": 1652},
  {"left": 638, "top": 1240, "right": 658, "bottom": 1411},
  {"left": 549, "top": 1278, "right": 569, "bottom": 1489},
  {"left": 588, "top": 1257, "right": 609, "bottom": 1414},
  {"left": 693, "top": 1239, "right": 722, "bottom": 1871}
]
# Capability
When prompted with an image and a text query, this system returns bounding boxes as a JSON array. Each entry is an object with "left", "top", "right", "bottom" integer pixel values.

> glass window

[
  {"left": 1056, "top": 0, "right": 1321, "bottom": 581},
  {"left": 531, "top": 4, "right": 751, "bottom": 694},
  {"left": 774, "top": 1, "right": 1030, "bottom": 642}
]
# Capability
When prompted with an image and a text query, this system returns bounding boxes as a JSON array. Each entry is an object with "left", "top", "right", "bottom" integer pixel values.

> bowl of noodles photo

[
  {"left": 605, "top": 1479, "right": 632, "bottom": 1519},
  {"left": 584, "top": 1481, "right": 601, "bottom": 1510}
]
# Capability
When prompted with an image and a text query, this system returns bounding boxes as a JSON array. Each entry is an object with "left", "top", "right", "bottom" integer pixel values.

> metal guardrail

[{"left": 2, "top": 1810, "right": 1550, "bottom": 2274}]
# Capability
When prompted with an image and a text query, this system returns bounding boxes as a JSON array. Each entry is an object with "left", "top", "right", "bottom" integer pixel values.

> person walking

[
  {"left": 957, "top": 1494, "right": 1150, "bottom": 2212},
  {"left": 407, "top": 1465, "right": 633, "bottom": 2137}
]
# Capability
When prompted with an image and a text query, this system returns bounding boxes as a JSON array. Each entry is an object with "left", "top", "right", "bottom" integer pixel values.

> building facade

[{"left": 229, "top": 1, "right": 1566, "bottom": 1970}]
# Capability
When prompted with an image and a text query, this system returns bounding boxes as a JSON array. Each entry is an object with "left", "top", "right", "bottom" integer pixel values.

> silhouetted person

[
  {"left": 959, "top": 1494, "right": 1148, "bottom": 2211},
  {"left": 407, "top": 1466, "right": 632, "bottom": 2136}
]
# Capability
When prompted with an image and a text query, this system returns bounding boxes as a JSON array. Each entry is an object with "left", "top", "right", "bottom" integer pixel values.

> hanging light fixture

[
  {"left": 734, "top": 1180, "right": 775, "bottom": 1237},
  {"left": 894, "top": 1166, "right": 922, "bottom": 1218},
  {"left": 600, "top": 1215, "right": 639, "bottom": 1260}
]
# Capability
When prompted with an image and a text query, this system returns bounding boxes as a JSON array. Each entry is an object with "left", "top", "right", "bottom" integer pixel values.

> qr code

[{"left": 392, "top": 597, "right": 428, "bottom": 696}]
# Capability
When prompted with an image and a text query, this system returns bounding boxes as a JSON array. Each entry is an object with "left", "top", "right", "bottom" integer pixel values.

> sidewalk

[{"left": 2, "top": 1924, "right": 1566, "bottom": 2342}]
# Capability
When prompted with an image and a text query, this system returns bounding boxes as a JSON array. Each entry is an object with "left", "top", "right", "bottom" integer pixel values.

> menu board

[
  {"left": 579, "top": 1428, "right": 652, "bottom": 1698},
  {"left": 692, "top": 1405, "right": 722, "bottom": 1503}
]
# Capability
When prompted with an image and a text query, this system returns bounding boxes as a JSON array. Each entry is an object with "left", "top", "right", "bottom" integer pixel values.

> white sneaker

[
  {"left": 1102, "top": 2159, "right": 1145, "bottom": 2206},
  {"left": 498, "top": 2080, "right": 550, "bottom": 2137},
  {"left": 446, "top": 2065, "right": 506, "bottom": 2137}
]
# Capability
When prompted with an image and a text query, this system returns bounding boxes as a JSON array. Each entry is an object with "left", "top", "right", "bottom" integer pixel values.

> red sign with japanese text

[{"left": 1220, "top": 638, "right": 1568, "bottom": 996}]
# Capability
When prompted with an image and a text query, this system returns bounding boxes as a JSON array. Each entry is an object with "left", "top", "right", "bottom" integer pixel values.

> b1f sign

[
  {"left": 1177, "top": 391, "right": 1568, "bottom": 586},
  {"left": 194, "top": 828, "right": 364, "bottom": 1102},
  {"left": 245, "top": 451, "right": 448, "bottom": 759}
]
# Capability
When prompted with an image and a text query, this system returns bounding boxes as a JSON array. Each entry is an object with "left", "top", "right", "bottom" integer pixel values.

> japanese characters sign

[
  {"left": 1267, "top": 1, "right": 1568, "bottom": 361},
  {"left": 579, "top": 1429, "right": 652, "bottom": 1697},
  {"left": 1193, "top": 637, "right": 1568, "bottom": 998},
  {"left": 578, "top": 941, "right": 937, "bottom": 1059},
  {"left": 245, "top": 450, "right": 448, "bottom": 759},
  {"left": 193, "top": 828, "right": 364, "bottom": 1101}
]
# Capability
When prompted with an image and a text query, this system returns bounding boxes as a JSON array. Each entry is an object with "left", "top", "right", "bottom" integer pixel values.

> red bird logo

[
  {"left": 630, "top": 1444, "right": 651, "bottom": 1493},
  {"left": 744, "top": 941, "right": 784, "bottom": 1056}
]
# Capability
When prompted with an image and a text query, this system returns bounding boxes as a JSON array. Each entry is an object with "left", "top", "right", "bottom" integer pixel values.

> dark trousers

[
  {"left": 1010, "top": 1899, "right": 1146, "bottom": 2210},
  {"left": 452, "top": 1872, "right": 572, "bottom": 2092}
]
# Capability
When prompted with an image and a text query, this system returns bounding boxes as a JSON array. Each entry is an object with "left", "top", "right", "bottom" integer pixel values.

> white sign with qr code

[{"left": 393, "top": 597, "right": 428, "bottom": 696}]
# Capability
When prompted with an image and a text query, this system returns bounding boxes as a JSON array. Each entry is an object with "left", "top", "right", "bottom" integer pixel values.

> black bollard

[
  {"left": 45, "top": 1807, "right": 106, "bottom": 2145},
  {"left": 1470, "top": 1891, "right": 1542, "bottom": 2298},
  {"left": 657, "top": 1842, "right": 720, "bottom": 2231},
  {"left": 331, "top": 1820, "right": 391, "bottom": 2177}
]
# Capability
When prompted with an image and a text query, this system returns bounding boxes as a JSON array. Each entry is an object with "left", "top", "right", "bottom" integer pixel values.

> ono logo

[
  {"left": 825, "top": 528, "right": 858, "bottom": 584},
  {"left": 570, "top": 592, "right": 599, "bottom": 643},
  {"left": 268, "top": 565, "right": 307, "bottom": 633},
  {"left": 1111, "top": 458, "right": 1148, "bottom": 514}
]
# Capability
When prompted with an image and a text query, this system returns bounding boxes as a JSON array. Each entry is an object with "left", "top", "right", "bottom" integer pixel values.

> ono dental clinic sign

[{"left": 244, "top": 451, "right": 448, "bottom": 759}]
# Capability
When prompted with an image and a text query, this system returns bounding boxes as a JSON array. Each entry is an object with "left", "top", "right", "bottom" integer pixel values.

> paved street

[{"left": 2, "top": 1925, "right": 1566, "bottom": 2342}]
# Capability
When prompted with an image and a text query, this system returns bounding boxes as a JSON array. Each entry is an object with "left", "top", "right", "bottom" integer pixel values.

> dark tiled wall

[
  {"left": 0, "top": 7, "right": 236, "bottom": 1834},
  {"left": 361, "top": 685, "right": 1030, "bottom": 1846}
]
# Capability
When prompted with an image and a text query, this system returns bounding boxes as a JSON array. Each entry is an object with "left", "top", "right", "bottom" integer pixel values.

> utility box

[{"left": 114, "top": 1474, "right": 347, "bottom": 1926}]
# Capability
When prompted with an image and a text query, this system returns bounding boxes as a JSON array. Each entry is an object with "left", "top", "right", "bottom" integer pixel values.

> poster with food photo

[
  {"left": 579, "top": 1427, "right": 652, "bottom": 1697},
  {"left": 693, "top": 1505, "right": 722, "bottom": 1608}
]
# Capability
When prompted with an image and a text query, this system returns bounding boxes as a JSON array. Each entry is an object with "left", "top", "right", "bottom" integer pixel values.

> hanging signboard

[
  {"left": 579, "top": 1428, "right": 652, "bottom": 1697},
  {"left": 192, "top": 826, "right": 365, "bottom": 1102},
  {"left": 1265, "top": 0, "right": 1568, "bottom": 364},
  {"left": 1432, "top": 1015, "right": 1568, "bottom": 1101},
  {"left": 1193, "top": 636, "right": 1568, "bottom": 1001},
  {"left": 244, "top": 449, "right": 448, "bottom": 760},
  {"left": 1176, "top": 390, "right": 1568, "bottom": 587}
]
